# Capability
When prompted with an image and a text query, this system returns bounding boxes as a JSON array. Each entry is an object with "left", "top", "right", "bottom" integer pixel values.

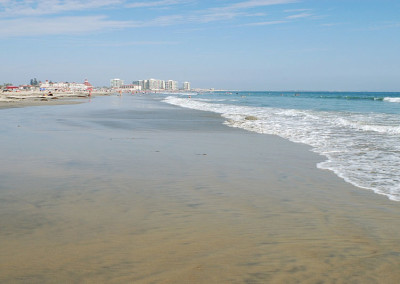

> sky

[{"left": 0, "top": 0, "right": 399, "bottom": 91}]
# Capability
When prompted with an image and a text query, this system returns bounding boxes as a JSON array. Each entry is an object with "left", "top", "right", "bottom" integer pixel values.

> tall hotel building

[
  {"left": 166, "top": 80, "right": 178, "bottom": 91},
  {"left": 183, "top": 81, "right": 191, "bottom": 91},
  {"left": 110, "top": 78, "right": 124, "bottom": 88},
  {"left": 148, "top": 79, "right": 165, "bottom": 90},
  {"left": 132, "top": 78, "right": 191, "bottom": 91}
]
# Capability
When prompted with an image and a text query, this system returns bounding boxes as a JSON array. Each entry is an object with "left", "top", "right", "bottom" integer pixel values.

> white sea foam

[
  {"left": 195, "top": 98, "right": 231, "bottom": 102},
  {"left": 160, "top": 92, "right": 198, "bottom": 96},
  {"left": 333, "top": 116, "right": 400, "bottom": 134},
  {"left": 384, "top": 97, "right": 400, "bottom": 103},
  {"left": 163, "top": 96, "right": 400, "bottom": 201}
]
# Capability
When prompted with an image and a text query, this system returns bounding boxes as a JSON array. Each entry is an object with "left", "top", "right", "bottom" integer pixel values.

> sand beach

[
  {"left": 0, "top": 90, "right": 111, "bottom": 109},
  {"left": 0, "top": 94, "right": 400, "bottom": 283}
]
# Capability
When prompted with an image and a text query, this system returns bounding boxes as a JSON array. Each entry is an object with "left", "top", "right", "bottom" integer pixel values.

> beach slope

[{"left": 0, "top": 95, "right": 399, "bottom": 283}]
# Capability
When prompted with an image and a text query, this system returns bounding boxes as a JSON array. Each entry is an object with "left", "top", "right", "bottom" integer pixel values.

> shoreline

[
  {"left": 0, "top": 90, "right": 112, "bottom": 109},
  {"left": 1, "top": 94, "right": 400, "bottom": 283}
]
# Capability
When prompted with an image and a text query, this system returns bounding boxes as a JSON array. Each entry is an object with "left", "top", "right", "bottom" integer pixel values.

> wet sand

[{"left": 1, "top": 95, "right": 400, "bottom": 283}]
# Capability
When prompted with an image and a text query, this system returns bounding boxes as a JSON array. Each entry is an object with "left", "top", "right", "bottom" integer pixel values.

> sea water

[{"left": 163, "top": 91, "right": 400, "bottom": 201}]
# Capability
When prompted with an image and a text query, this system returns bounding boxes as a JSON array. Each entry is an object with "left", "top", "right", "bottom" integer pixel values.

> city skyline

[
  {"left": 111, "top": 77, "right": 191, "bottom": 90},
  {"left": 1, "top": 1, "right": 399, "bottom": 91}
]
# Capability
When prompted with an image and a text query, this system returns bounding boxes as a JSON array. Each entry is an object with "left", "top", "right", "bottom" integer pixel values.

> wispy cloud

[
  {"left": 0, "top": 0, "right": 123, "bottom": 17},
  {"left": 367, "top": 22, "right": 400, "bottom": 31},
  {"left": 286, "top": 12, "right": 312, "bottom": 19},
  {"left": 98, "top": 41, "right": 180, "bottom": 47},
  {"left": 227, "top": 0, "right": 298, "bottom": 10},
  {"left": 321, "top": 23, "right": 342, "bottom": 27},
  {"left": 204, "top": 0, "right": 297, "bottom": 16},
  {"left": 0, "top": 0, "right": 308, "bottom": 37},
  {"left": 0, "top": 13, "right": 203, "bottom": 37},
  {"left": 145, "top": 15, "right": 185, "bottom": 26},
  {"left": 0, "top": 15, "right": 136, "bottom": 37},
  {"left": 284, "top": 8, "right": 311, "bottom": 13},
  {"left": 126, "top": 0, "right": 187, "bottom": 8},
  {"left": 242, "top": 20, "right": 287, "bottom": 26},
  {"left": 193, "top": 0, "right": 297, "bottom": 24}
]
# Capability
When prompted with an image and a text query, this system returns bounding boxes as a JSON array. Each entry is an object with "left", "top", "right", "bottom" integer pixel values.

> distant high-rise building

[
  {"left": 183, "top": 81, "right": 191, "bottom": 91},
  {"left": 138, "top": 80, "right": 144, "bottom": 90},
  {"left": 132, "top": 78, "right": 190, "bottom": 91},
  {"left": 160, "top": 80, "right": 166, "bottom": 90},
  {"left": 110, "top": 78, "right": 124, "bottom": 88},
  {"left": 166, "top": 80, "right": 178, "bottom": 90},
  {"left": 144, "top": 80, "right": 149, "bottom": 90},
  {"left": 148, "top": 79, "right": 157, "bottom": 90},
  {"left": 132, "top": 80, "right": 143, "bottom": 90},
  {"left": 148, "top": 78, "right": 165, "bottom": 90}
]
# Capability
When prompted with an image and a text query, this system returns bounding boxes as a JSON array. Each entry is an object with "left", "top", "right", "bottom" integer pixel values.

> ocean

[{"left": 163, "top": 91, "right": 400, "bottom": 201}]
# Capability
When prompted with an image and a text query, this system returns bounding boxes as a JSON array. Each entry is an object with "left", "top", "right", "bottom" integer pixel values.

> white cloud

[
  {"left": 226, "top": 0, "right": 298, "bottom": 10},
  {"left": 321, "top": 23, "right": 342, "bottom": 27},
  {"left": 195, "top": 11, "right": 242, "bottom": 23},
  {"left": 98, "top": 41, "right": 180, "bottom": 47},
  {"left": 195, "top": 0, "right": 297, "bottom": 24},
  {"left": 0, "top": 15, "right": 136, "bottom": 37},
  {"left": 146, "top": 14, "right": 185, "bottom": 26},
  {"left": 0, "top": 0, "right": 306, "bottom": 37},
  {"left": 126, "top": 0, "right": 186, "bottom": 8},
  {"left": 366, "top": 22, "right": 400, "bottom": 31},
  {"left": 284, "top": 8, "right": 311, "bottom": 13},
  {"left": 0, "top": 13, "right": 193, "bottom": 37},
  {"left": 243, "top": 20, "right": 287, "bottom": 26},
  {"left": 0, "top": 0, "right": 124, "bottom": 17},
  {"left": 286, "top": 12, "right": 312, "bottom": 19}
]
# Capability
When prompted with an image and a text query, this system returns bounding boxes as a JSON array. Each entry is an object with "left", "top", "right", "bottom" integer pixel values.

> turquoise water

[
  {"left": 189, "top": 91, "right": 400, "bottom": 113},
  {"left": 163, "top": 91, "right": 400, "bottom": 201}
]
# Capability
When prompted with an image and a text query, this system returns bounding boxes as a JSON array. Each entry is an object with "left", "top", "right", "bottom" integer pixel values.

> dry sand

[
  {"left": 0, "top": 90, "right": 111, "bottom": 109},
  {"left": 0, "top": 95, "right": 399, "bottom": 283}
]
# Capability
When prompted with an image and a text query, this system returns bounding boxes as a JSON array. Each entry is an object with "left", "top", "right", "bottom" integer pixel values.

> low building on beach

[{"left": 39, "top": 79, "right": 93, "bottom": 92}]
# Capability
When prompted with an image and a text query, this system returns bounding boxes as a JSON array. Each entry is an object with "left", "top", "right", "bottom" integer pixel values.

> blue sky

[{"left": 0, "top": 0, "right": 399, "bottom": 91}]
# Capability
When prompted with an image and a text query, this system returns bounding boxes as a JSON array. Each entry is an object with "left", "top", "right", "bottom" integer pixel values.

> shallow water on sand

[
  {"left": 1, "top": 95, "right": 400, "bottom": 283},
  {"left": 164, "top": 91, "right": 400, "bottom": 201}
]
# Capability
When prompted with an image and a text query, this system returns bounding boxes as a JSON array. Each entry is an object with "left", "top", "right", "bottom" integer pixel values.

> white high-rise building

[
  {"left": 110, "top": 78, "right": 124, "bottom": 88},
  {"left": 148, "top": 79, "right": 157, "bottom": 90},
  {"left": 183, "top": 81, "right": 191, "bottom": 91},
  {"left": 132, "top": 78, "right": 190, "bottom": 91},
  {"left": 166, "top": 80, "right": 178, "bottom": 90},
  {"left": 136, "top": 80, "right": 145, "bottom": 90},
  {"left": 148, "top": 78, "right": 165, "bottom": 90}
]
